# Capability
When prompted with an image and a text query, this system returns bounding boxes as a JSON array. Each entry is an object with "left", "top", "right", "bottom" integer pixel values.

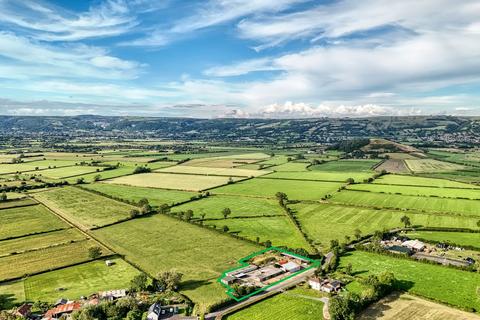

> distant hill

[{"left": 0, "top": 115, "right": 478, "bottom": 146}]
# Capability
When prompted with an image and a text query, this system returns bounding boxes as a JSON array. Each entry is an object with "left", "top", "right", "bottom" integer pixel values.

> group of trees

[
  {"left": 133, "top": 166, "right": 151, "bottom": 174},
  {"left": 72, "top": 296, "right": 143, "bottom": 320},
  {"left": 129, "top": 198, "right": 153, "bottom": 218},
  {"left": 329, "top": 272, "right": 397, "bottom": 320},
  {"left": 0, "top": 192, "right": 7, "bottom": 202},
  {"left": 129, "top": 270, "right": 183, "bottom": 294}
]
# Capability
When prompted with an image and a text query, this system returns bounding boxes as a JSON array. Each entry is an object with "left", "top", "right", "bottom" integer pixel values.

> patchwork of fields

[{"left": 105, "top": 172, "right": 244, "bottom": 191}]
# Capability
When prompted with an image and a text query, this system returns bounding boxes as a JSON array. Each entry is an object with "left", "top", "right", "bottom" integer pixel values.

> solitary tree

[
  {"left": 200, "top": 213, "right": 206, "bottom": 220},
  {"left": 141, "top": 203, "right": 152, "bottom": 215},
  {"left": 88, "top": 246, "right": 102, "bottom": 259},
  {"left": 477, "top": 220, "right": 480, "bottom": 228},
  {"left": 130, "top": 209, "right": 140, "bottom": 219},
  {"left": 346, "top": 178, "right": 355, "bottom": 184},
  {"left": 345, "top": 263, "right": 353, "bottom": 275},
  {"left": 93, "top": 174, "right": 102, "bottom": 181},
  {"left": 0, "top": 192, "right": 6, "bottom": 202},
  {"left": 155, "top": 270, "right": 183, "bottom": 292},
  {"left": 130, "top": 273, "right": 148, "bottom": 292},
  {"left": 400, "top": 215, "right": 411, "bottom": 228},
  {"left": 264, "top": 240, "right": 272, "bottom": 248},
  {"left": 222, "top": 225, "right": 230, "bottom": 232},
  {"left": 354, "top": 229, "right": 362, "bottom": 240},
  {"left": 222, "top": 208, "right": 231, "bottom": 219},
  {"left": 138, "top": 198, "right": 149, "bottom": 206},
  {"left": 158, "top": 204, "right": 170, "bottom": 214},
  {"left": 185, "top": 210, "right": 194, "bottom": 221}
]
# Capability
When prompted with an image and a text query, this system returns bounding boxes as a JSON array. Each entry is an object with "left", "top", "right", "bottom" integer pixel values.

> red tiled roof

[{"left": 45, "top": 302, "right": 82, "bottom": 317}]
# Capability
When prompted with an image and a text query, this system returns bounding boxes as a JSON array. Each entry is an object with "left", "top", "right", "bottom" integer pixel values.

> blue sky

[{"left": 0, "top": 0, "right": 479, "bottom": 118}]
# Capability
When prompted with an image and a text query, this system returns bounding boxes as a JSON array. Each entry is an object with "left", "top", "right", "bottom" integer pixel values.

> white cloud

[
  {"left": 0, "top": 0, "right": 139, "bottom": 41},
  {"left": 0, "top": 32, "right": 143, "bottom": 80},
  {"left": 123, "top": 0, "right": 306, "bottom": 46}
]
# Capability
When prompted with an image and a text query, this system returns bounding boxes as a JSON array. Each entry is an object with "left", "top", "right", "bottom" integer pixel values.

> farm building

[
  {"left": 281, "top": 261, "right": 301, "bottom": 273},
  {"left": 402, "top": 239, "right": 425, "bottom": 251},
  {"left": 42, "top": 302, "right": 82, "bottom": 320},
  {"left": 14, "top": 304, "right": 32, "bottom": 318},
  {"left": 221, "top": 275, "right": 237, "bottom": 285},
  {"left": 99, "top": 289, "right": 127, "bottom": 300}
]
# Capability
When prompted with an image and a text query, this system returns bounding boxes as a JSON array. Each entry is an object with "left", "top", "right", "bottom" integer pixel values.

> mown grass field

[
  {"left": 23, "top": 257, "right": 140, "bottom": 302},
  {"left": 0, "top": 239, "right": 109, "bottom": 281},
  {"left": 0, "top": 204, "right": 67, "bottom": 240},
  {"left": 310, "top": 159, "right": 379, "bottom": 172},
  {"left": 418, "top": 170, "right": 480, "bottom": 184},
  {"left": 105, "top": 173, "right": 244, "bottom": 191},
  {"left": 37, "top": 166, "right": 105, "bottom": 179},
  {"left": 62, "top": 165, "right": 135, "bottom": 183},
  {"left": 213, "top": 178, "right": 342, "bottom": 200},
  {"left": 157, "top": 165, "right": 270, "bottom": 177},
  {"left": 340, "top": 251, "right": 480, "bottom": 312},
  {"left": 204, "top": 216, "right": 310, "bottom": 250},
  {"left": 359, "top": 293, "right": 480, "bottom": 320},
  {"left": 0, "top": 160, "right": 83, "bottom": 175},
  {"left": 373, "top": 174, "right": 479, "bottom": 188},
  {"left": 171, "top": 195, "right": 284, "bottom": 219},
  {"left": 258, "top": 155, "right": 289, "bottom": 166},
  {"left": 405, "top": 231, "right": 480, "bottom": 248},
  {"left": 93, "top": 214, "right": 259, "bottom": 311},
  {"left": 348, "top": 183, "right": 480, "bottom": 199},
  {"left": 33, "top": 187, "right": 134, "bottom": 229},
  {"left": 225, "top": 287, "right": 324, "bottom": 320},
  {"left": 290, "top": 202, "right": 478, "bottom": 248},
  {"left": 269, "top": 162, "right": 310, "bottom": 171},
  {"left": 0, "top": 229, "right": 85, "bottom": 256},
  {"left": 0, "top": 198, "right": 36, "bottom": 209},
  {"left": 428, "top": 150, "right": 480, "bottom": 167},
  {"left": 405, "top": 159, "right": 465, "bottom": 173},
  {"left": 331, "top": 190, "right": 480, "bottom": 217},
  {"left": 265, "top": 171, "right": 373, "bottom": 182},
  {"left": 82, "top": 183, "right": 197, "bottom": 206}
]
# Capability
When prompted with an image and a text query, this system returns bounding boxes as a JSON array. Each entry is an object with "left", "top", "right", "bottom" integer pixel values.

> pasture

[
  {"left": 373, "top": 174, "right": 479, "bottom": 188},
  {"left": 428, "top": 150, "right": 480, "bottom": 167},
  {"left": 213, "top": 178, "right": 342, "bottom": 200},
  {"left": 310, "top": 159, "right": 379, "bottom": 172},
  {"left": 0, "top": 204, "right": 67, "bottom": 240},
  {"left": 82, "top": 183, "right": 196, "bottom": 206},
  {"left": 405, "top": 159, "right": 465, "bottom": 173},
  {"left": 171, "top": 195, "right": 284, "bottom": 219},
  {"left": 347, "top": 183, "right": 480, "bottom": 199},
  {"left": 340, "top": 251, "right": 480, "bottom": 312},
  {"left": 93, "top": 214, "right": 259, "bottom": 311},
  {"left": 23, "top": 257, "right": 140, "bottom": 302},
  {"left": 33, "top": 187, "right": 134, "bottom": 229},
  {"left": 265, "top": 171, "right": 373, "bottom": 182},
  {"left": 105, "top": 173, "right": 243, "bottom": 191},
  {"left": 290, "top": 202, "right": 478, "bottom": 248},
  {"left": 0, "top": 239, "right": 108, "bottom": 281},
  {"left": 36, "top": 166, "right": 104, "bottom": 179},
  {"left": 0, "top": 160, "right": 82, "bottom": 175},
  {"left": 269, "top": 162, "right": 310, "bottom": 171},
  {"left": 405, "top": 231, "right": 480, "bottom": 249},
  {"left": 156, "top": 165, "right": 270, "bottom": 177},
  {"left": 418, "top": 170, "right": 480, "bottom": 184},
  {"left": 225, "top": 287, "right": 324, "bottom": 320},
  {"left": 204, "top": 216, "right": 310, "bottom": 250},
  {"left": 331, "top": 190, "right": 480, "bottom": 217},
  {"left": 374, "top": 159, "right": 410, "bottom": 173},
  {"left": 359, "top": 293, "right": 480, "bottom": 320},
  {"left": 0, "top": 198, "right": 36, "bottom": 209},
  {"left": 0, "top": 229, "right": 85, "bottom": 257}
]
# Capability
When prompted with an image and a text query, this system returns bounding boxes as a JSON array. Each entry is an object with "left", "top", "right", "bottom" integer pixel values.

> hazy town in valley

[{"left": 0, "top": 1, "right": 479, "bottom": 320}]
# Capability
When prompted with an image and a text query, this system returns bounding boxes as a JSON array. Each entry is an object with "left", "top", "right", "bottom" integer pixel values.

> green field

[
  {"left": 33, "top": 187, "right": 134, "bottom": 229},
  {"left": 0, "top": 160, "right": 84, "bottom": 175},
  {"left": 310, "top": 159, "right": 379, "bottom": 172},
  {"left": 0, "top": 198, "right": 37, "bottom": 209},
  {"left": 290, "top": 202, "right": 478, "bottom": 248},
  {"left": 0, "top": 204, "right": 67, "bottom": 240},
  {"left": 373, "top": 174, "right": 479, "bottom": 188},
  {"left": 204, "top": 216, "right": 310, "bottom": 250},
  {"left": 213, "top": 178, "right": 342, "bottom": 200},
  {"left": 405, "top": 159, "right": 465, "bottom": 173},
  {"left": 348, "top": 183, "right": 480, "bottom": 199},
  {"left": 226, "top": 288, "right": 324, "bottom": 320},
  {"left": 258, "top": 155, "right": 289, "bottom": 166},
  {"left": 0, "top": 229, "right": 85, "bottom": 256},
  {"left": 340, "top": 251, "right": 480, "bottom": 311},
  {"left": 331, "top": 190, "right": 480, "bottom": 217},
  {"left": 157, "top": 165, "right": 270, "bottom": 177},
  {"left": 105, "top": 173, "right": 244, "bottom": 191},
  {"left": 269, "top": 162, "right": 310, "bottom": 171},
  {"left": 37, "top": 166, "right": 105, "bottom": 179},
  {"left": 82, "top": 183, "right": 197, "bottom": 206},
  {"left": 23, "top": 257, "right": 140, "bottom": 302},
  {"left": 405, "top": 231, "right": 480, "bottom": 248},
  {"left": 428, "top": 150, "right": 480, "bottom": 167},
  {"left": 0, "top": 240, "right": 108, "bottom": 281},
  {"left": 418, "top": 170, "right": 480, "bottom": 184},
  {"left": 171, "top": 195, "right": 284, "bottom": 219},
  {"left": 265, "top": 171, "right": 373, "bottom": 182},
  {"left": 93, "top": 214, "right": 259, "bottom": 311}
]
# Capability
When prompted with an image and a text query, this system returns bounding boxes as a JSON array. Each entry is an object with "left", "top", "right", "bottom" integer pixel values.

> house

[
  {"left": 402, "top": 239, "right": 425, "bottom": 251},
  {"left": 146, "top": 302, "right": 179, "bottom": 320},
  {"left": 221, "top": 275, "right": 237, "bottom": 285},
  {"left": 99, "top": 289, "right": 127, "bottom": 301},
  {"left": 54, "top": 298, "right": 68, "bottom": 307},
  {"left": 42, "top": 302, "right": 82, "bottom": 320},
  {"left": 309, "top": 278, "right": 343, "bottom": 293},
  {"left": 14, "top": 304, "right": 32, "bottom": 318},
  {"left": 281, "top": 261, "right": 301, "bottom": 273}
]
